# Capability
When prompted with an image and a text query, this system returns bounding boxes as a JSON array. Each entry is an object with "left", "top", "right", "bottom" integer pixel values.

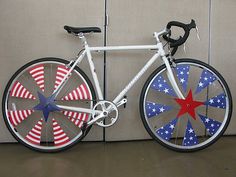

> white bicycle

[{"left": 2, "top": 20, "right": 232, "bottom": 152}]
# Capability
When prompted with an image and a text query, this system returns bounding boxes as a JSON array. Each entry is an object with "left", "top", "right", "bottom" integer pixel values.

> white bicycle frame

[{"left": 56, "top": 28, "right": 185, "bottom": 125}]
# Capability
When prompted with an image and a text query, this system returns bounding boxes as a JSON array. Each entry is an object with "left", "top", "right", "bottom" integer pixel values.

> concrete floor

[{"left": 0, "top": 137, "right": 235, "bottom": 177}]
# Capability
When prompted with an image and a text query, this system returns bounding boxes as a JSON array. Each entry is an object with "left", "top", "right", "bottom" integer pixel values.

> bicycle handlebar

[{"left": 163, "top": 19, "right": 196, "bottom": 55}]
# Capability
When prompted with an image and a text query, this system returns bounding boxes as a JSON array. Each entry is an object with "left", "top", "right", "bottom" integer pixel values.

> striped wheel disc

[{"left": 2, "top": 58, "right": 95, "bottom": 152}]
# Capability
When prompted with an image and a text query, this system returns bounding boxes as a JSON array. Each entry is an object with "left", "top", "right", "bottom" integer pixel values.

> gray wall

[{"left": 0, "top": 0, "right": 235, "bottom": 142}]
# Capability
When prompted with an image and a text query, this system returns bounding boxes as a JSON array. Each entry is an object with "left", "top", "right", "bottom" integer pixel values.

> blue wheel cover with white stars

[
  {"left": 145, "top": 102, "right": 172, "bottom": 118},
  {"left": 198, "top": 114, "right": 221, "bottom": 135},
  {"left": 151, "top": 75, "right": 176, "bottom": 97},
  {"left": 175, "top": 64, "right": 190, "bottom": 93},
  {"left": 156, "top": 118, "right": 178, "bottom": 141},
  {"left": 144, "top": 62, "right": 229, "bottom": 147},
  {"left": 183, "top": 120, "right": 198, "bottom": 146},
  {"left": 195, "top": 69, "right": 217, "bottom": 94},
  {"left": 205, "top": 93, "right": 226, "bottom": 109}
]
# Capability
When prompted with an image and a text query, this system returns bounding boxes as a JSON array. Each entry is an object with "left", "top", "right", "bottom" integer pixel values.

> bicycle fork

[{"left": 161, "top": 56, "right": 185, "bottom": 99}]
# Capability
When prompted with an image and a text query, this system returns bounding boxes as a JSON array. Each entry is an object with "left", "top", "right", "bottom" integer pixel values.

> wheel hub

[{"left": 33, "top": 92, "right": 61, "bottom": 122}]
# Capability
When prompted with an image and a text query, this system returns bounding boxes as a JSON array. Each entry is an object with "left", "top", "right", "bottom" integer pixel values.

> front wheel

[
  {"left": 140, "top": 59, "right": 232, "bottom": 152},
  {"left": 2, "top": 58, "right": 96, "bottom": 152}
]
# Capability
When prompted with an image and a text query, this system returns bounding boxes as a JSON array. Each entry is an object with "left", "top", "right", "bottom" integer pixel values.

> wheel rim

[
  {"left": 4, "top": 60, "right": 94, "bottom": 151},
  {"left": 142, "top": 61, "right": 231, "bottom": 150}
]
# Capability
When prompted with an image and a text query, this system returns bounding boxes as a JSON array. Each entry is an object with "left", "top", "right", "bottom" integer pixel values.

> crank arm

[
  {"left": 87, "top": 113, "right": 105, "bottom": 126},
  {"left": 116, "top": 98, "right": 127, "bottom": 108}
]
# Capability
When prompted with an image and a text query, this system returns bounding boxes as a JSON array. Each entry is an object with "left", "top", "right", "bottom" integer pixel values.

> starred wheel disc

[{"left": 141, "top": 59, "right": 232, "bottom": 151}]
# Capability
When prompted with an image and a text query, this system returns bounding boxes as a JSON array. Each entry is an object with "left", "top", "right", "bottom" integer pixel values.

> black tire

[
  {"left": 2, "top": 58, "right": 96, "bottom": 152},
  {"left": 140, "top": 58, "right": 232, "bottom": 152}
]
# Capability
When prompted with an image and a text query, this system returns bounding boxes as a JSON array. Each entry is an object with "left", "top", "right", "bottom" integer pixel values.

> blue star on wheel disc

[{"left": 33, "top": 92, "right": 61, "bottom": 122}]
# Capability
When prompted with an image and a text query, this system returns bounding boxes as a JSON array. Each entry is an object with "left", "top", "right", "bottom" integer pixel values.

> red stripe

[
  {"left": 14, "top": 82, "right": 21, "bottom": 96},
  {"left": 54, "top": 135, "right": 68, "bottom": 142},
  {"left": 22, "top": 88, "right": 28, "bottom": 98},
  {"left": 25, "top": 137, "right": 40, "bottom": 145},
  {"left": 29, "top": 64, "right": 44, "bottom": 71},
  {"left": 30, "top": 69, "right": 44, "bottom": 75},
  {"left": 28, "top": 133, "right": 40, "bottom": 140},
  {"left": 31, "top": 129, "right": 41, "bottom": 136},
  {"left": 8, "top": 112, "right": 16, "bottom": 127},
  {"left": 13, "top": 111, "right": 20, "bottom": 124},
  {"left": 35, "top": 78, "right": 44, "bottom": 83},
  {"left": 33, "top": 73, "right": 44, "bottom": 79},
  {"left": 55, "top": 139, "right": 69, "bottom": 146},
  {"left": 83, "top": 84, "right": 91, "bottom": 100},
  {"left": 54, "top": 131, "right": 65, "bottom": 137}
]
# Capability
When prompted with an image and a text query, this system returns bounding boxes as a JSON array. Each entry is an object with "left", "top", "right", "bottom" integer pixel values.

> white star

[
  {"left": 159, "top": 107, "right": 165, "bottom": 112},
  {"left": 211, "top": 124, "right": 214, "bottom": 127},
  {"left": 165, "top": 130, "right": 169, "bottom": 134},
  {"left": 169, "top": 124, "right": 175, "bottom": 129},
  {"left": 164, "top": 88, "right": 169, "bottom": 93},
  {"left": 180, "top": 71, "right": 184, "bottom": 75},
  {"left": 205, "top": 118, "right": 210, "bottom": 123},
  {"left": 180, "top": 78, "right": 185, "bottom": 83},
  {"left": 198, "top": 82, "right": 203, "bottom": 87},
  {"left": 217, "top": 99, "right": 221, "bottom": 103},
  {"left": 190, "top": 137, "right": 193, "bottom": 140},
  {"left": 204, "top": 77, "right": 208, "bottom": 81},
  {"left": 158, "top": 84, "right": 162, "bottom": 88},
  {"left": 209, "top": 99, "right": 214, "bottom": 104},
  {"left": 152, "top": 109, "right": 156, "bottom": 112},
  {"left": 188, "top": 128, "right": 194, "bottom": 133}
]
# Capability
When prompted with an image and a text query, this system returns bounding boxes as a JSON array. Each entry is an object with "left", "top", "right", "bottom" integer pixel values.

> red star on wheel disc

[{"left": 174, "top": 90, "right": 204, "bottom": 120}]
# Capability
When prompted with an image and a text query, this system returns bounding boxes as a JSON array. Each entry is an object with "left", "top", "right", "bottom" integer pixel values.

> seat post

[{"left": 78, "top": 33, "right": 88, "bottom": 46}]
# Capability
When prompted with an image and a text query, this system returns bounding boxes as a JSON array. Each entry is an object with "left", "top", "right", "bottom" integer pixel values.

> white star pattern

[
  {"left": 198, "top": 82, "right": 203, "bottom": 87},
  {"left": 151, "top": 75, "right": 176, "bottom": 96},
  {"left": 206, "top": 93, "right": 226, "bottom": 109},
  {"left": 188, "top": 128, "right": 194, "bottom": 133},
  {"left": 199, "top": 114, "right": 222, "bottom": 136},
  {"left": 180, "top": 78, "right": 185, "bottom": 83},
  {"left": 164, "top": 88, "right": 169, "bottom": 93},
  {"left": 156, "top": 118, "right": 178, "bottom": 141},
  {"left": 175, "top": 65, "right": 190, "bottom": 92},
  {"left": 145, "top": 102, "right": 172, "bottom": 118},
  {"left": 159, "top": 107, "right": 165, "bottom": 112},
  {"left": 183, "top": 121, "right": 198, "bottom": 146},
  {"left": 195, "top": 69, "right": 217, "bottom": 94}
]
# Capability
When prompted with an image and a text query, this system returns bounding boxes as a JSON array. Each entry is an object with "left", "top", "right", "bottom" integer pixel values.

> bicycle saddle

[{"left": 64, "top": 26, "right": 101, "bottom": 34}]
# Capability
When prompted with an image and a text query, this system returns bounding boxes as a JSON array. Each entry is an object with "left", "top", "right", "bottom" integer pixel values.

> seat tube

[{"left": 85, "top": 45, "right": 104, "bottom": 100}]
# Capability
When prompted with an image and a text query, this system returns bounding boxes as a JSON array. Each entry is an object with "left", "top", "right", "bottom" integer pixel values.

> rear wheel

[
  {"left": 140, "top": 59, "right": 232, "bottom": 152},
  {"left": 2, "top": 58, "right": 96, "bottom": 152}
]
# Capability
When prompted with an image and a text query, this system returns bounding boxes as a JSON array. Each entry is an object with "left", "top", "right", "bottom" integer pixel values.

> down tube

[{"left": 113, "top": 52, "right": 160, "bottom": 104}]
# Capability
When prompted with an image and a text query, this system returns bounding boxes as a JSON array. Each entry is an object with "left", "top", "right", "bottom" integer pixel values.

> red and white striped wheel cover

[
  {"left": 10, "top": 81, "right": 36, "bottom": 99},
  {"left": 25, "top": 119, "right": 43, "bottom": 145},
  {"left": 29, "top": 64, "right": 45, "bottom": 92},
  {"left": 54, "top": 65, "right": 69, "bottom": 90},
  {"left": 52, "top": 119, "right": 70, "bottom": 146},
  {"left": 8, "top": 109, "right": 34, "bottom": 127},
  {"left": 62, "top": 111, "right": 89, "bottom": 128},
  {"left": 61, "top": 83, "right": 91, "bottom": 101}
]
